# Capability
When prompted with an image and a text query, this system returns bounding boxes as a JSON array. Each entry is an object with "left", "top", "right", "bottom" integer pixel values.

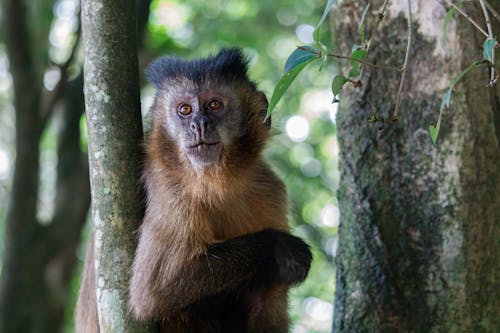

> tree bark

[
  {"left": 81, "top": 0, "right": 148, "bottom": 331},
  {"left": 0, "top": 1, "right": 44, "bottom": 332},
  {"left": 333, "top": 1, "right": 499, "bottom": 332}
]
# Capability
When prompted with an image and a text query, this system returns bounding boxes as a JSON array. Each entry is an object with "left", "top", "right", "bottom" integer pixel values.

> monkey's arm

[{"left": 129, "top": 228, "right": 311, "bottom": 320}]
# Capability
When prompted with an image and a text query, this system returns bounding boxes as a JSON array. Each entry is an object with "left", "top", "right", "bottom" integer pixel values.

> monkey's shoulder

[{"left": 250, "top": 162, "right": 286, "bottom": 193}]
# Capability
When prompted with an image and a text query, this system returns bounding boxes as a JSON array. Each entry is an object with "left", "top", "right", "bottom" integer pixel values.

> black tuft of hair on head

[{"left": 146, "top": 48, "right": 250, "bottom": 89}]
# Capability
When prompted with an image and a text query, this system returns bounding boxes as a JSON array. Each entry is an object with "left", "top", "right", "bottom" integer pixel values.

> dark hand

[{"left": 249, "top": 229, "right": 312, "bottom": 285}]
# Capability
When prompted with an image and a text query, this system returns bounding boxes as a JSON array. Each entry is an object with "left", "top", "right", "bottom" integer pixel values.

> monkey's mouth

[
  {"left": 186, "top": 142, "right": 222, "bottom": 167},
  {"left": 188, "top": 141, "right": 220, "bottom": 148}
]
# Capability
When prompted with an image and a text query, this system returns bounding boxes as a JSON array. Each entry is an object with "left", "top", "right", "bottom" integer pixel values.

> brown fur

[
  {"left": 128, "top": 92, "right": 292, "bottom": 332},
  {"left": 75, "top": 235, "right": 99, "bottom": 333}
]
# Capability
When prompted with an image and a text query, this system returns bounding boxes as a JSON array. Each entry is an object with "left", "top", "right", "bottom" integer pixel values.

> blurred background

[{"left": 0, "top": 0, "right": 340, "bottom": 332}]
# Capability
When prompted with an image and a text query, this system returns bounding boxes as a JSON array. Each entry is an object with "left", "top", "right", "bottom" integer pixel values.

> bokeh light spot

[{"left": 286, "top": 115, "right": 310, "bottom": 142}]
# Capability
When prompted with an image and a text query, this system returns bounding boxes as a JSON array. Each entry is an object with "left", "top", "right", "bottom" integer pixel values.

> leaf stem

[
  {"left": 360, "top": 0, "right": 391, "bottom": 77},
  {"left": 479, "top": 0, "right": 497, "bottom": 86},
  {"left": 326, "top": 52, "right": 402, "bottom": 72},
  {"left": 41, "top": 6, "right": 82, "bottom": 128},
  {"left": 441, "top": 0, "right": 489, "bottom": 37},
  {"left": 296, "top": 46, "right": 401, "bottom": 72},
  {"left": 392, "top": 0, "right": 413, "bottom": 120},
  {"left": 450, "top": 60, "right": 489, "bottom": 89},
  {"left": 483, "top": 0, "right": 500, "bottom": 24}
]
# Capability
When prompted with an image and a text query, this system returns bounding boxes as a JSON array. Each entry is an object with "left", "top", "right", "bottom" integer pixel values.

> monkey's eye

[
  {"left": 208, "top": 99, "right": 223, "bottom": 112},
  {"left": 177, "top": 104, "right": 192, "bottom": 116}
]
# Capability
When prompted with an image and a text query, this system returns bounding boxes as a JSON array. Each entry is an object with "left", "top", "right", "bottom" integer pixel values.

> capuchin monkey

[{"left": 75, "top": 48, "right": 312, "bottom": 333}]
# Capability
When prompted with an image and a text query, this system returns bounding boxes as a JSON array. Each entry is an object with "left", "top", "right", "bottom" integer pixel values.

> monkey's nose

[{"left": 189, "top": 116, "right": 208, "bottom": 138}]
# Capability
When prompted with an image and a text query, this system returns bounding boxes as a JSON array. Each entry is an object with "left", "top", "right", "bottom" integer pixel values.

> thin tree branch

[
  {"left": 360, "top": 0, "right": 391, "bottom": 78},
  {"left": 298, "top": 45, "right": 402, "bottom": 72},
  {"left": 483, "top": 0, "right": 500, "bottom": 24},
  {"left": 41, "top": 10, "right": 81, "bottom": 128},
  {"left": 327, "top": 52, "right": 402, "bottom": 72},
  {"left": 479, "top": 0, "right": 497, "bottom": 86},
  {"left": 441, "top": 0, "right": 489, "bottom": 37},
  {"left": 392, "top": 0, "right": 413, "bottom": 120}
]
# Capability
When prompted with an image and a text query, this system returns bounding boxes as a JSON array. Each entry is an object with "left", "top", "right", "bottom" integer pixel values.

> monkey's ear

[
  {"left": 145, "top": 57, "right": 168, "bottom": 89},
  {"left": 145, "top": 56, "right": 184, "bottom": 89},
  {"left": 213, "top": 48, "right": 249, "bottom": 80},
  {"left": 257, "top": 91, "right": 271, "bottom": 129}
]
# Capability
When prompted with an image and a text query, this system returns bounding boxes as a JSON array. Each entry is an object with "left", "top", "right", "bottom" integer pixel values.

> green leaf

[
  {"left": 267, "top": 58, "right": 317, "bottom": 117},
  {"left": 483, "top": 38, "right": 496, "bottom": 63},
  {"left": 430, "top": 60, "right": 486, "bottom": 144},
  {"left": 316, "top": 0, "right": 337, "bottom": 28},
  {"left": 430, "top": 89, "right": 450, "bottom": 144},
  {"left": 351, "top": 49, "right": 367, "bottom": 60},
  {"left": 429, "top": 60, "right": 486, "bottom": 144},
  {"left": 442, "top": 7, "right": 455, "bottom": 47},
  {"left": 332, "top": 75, "right": 349, "bottom": 96},
  {"left": 349, "top": 66, "right": 360, "bottom": 78},
  {"left": 359, "top": 3, "right": 370, "bottom": 44},
  {"left": 429, "top": 103, "right": 444, "bottom": 144},
  {"left": 440, "top": 88, "right": 452, "bottom": 110},
  {"left": 284, "top": 46, "right": 317, "bottom": 73},
  {"left": 351, "top": 44, "right": 363, "bottom": 52},
  {"left": 348, "top": 49, "right": 367, "bottom": 78},
  {"left": 313, "top": 26, "right": 321, "bottom": 43},
  {"left": 317, "top": 42, "right": 329, "bottom": 72},
  {"left": 429, "top": 122, "right": 440, "bottom": 144}
]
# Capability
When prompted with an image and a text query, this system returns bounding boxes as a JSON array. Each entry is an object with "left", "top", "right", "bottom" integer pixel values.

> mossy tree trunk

[
  {"left": 81, "top": 0, "right": 149, "bottom": 331},
  {"left": 332, "top": 1, "right": 499, "bottom": 332}
]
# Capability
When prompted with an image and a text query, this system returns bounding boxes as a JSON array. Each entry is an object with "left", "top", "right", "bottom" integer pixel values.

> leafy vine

[{"left": 267, "top": 0, "right": 499, "bottom": 144}]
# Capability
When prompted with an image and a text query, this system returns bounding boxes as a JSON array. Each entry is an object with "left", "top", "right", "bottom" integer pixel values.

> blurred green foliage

[{"left": 0, "top": 0, "right": 340, "bottom": 332}]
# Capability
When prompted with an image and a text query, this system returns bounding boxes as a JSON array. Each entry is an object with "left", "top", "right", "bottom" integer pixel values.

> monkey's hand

[
  {"left": 247, "top": 229, "right": 312, "bottom": 286},
  {"left": 271, "top": 230, "right": 312, "bottom": 285},
  {"left": 207, "top": 229, "right": 311, "bottom": 288}
]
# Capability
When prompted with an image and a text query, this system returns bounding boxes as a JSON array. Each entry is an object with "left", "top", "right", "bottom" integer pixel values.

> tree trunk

[
  {"left": 0, "top": 1, "right": 43, "bottom": 332},
  {"left": 333, "top": 1, "right": 499, "bottom": 332},
  {"left": 42, "top": 74, "right": 91, "bottom": 333},
  {"left": 0, "top": 0, "right": 90, "bottom": 327},
  {"left": 81, "top": 0, "right": 149, "bottom": 331},
  {"left": 0, "top": 0, "right": 151, "bottom": 331}
]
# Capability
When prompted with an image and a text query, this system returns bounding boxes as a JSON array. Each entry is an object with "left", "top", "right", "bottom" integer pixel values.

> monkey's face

[{"left": 156, "top": 80, "right": 246, "bottom": 170}]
